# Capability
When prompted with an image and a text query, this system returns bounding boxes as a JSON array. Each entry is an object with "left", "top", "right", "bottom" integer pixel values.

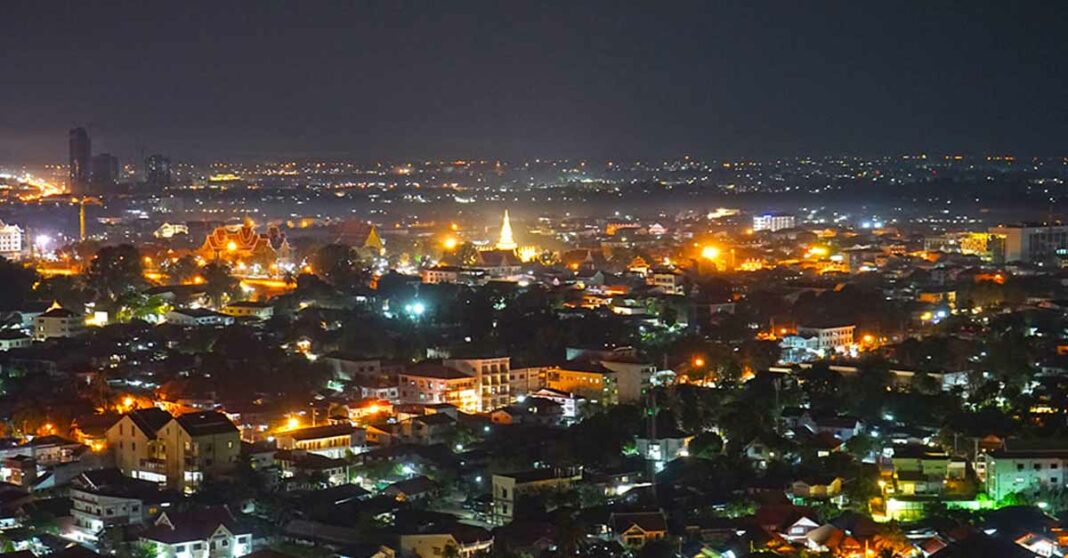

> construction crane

[{"left": 73, "top": 196, "right": 102, "bottom": 241}]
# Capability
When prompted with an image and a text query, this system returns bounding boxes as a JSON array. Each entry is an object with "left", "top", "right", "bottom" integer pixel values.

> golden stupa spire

[{"left": 496, "top": 209, "right": 517, "bottom": 250}]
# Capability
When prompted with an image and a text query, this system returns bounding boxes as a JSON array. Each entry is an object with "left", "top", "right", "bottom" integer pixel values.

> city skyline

[{"left": 2, "top": 4, "right": 1068, "bottom": 558}]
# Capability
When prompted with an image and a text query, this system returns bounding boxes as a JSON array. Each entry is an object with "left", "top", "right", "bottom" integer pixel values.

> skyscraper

[
  {"left": 68, "top": 127, "right": 91, "bottom": 195},
  {"left": 91, "top": 153, "right": 119, "bottom": 188},
  {"left": 145, "top": 154, "right": 172, "bottom": 188}
]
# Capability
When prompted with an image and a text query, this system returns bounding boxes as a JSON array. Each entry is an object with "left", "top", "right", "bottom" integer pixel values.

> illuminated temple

[
  {"left": 477, "top": 209, "right": 523, "bottom": 275},
  {"left": 199, "top": 221, "right": 291, "bottom": 266},
  {"left": 334, "top": 219, "right": 385, "bottom": 257}
]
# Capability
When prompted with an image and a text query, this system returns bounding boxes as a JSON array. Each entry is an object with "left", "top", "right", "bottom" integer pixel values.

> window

[
  {"left": 1018, "top": 464, "right": 1025, "bottom": 471},
  {"left": 1035, "top": 463, "right": 1042, "bottom": 470}
]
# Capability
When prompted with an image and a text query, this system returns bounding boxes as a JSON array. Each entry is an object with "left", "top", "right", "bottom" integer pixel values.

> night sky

[{"left": 3, "top": 1, "right": 1068, "bottom": 163}]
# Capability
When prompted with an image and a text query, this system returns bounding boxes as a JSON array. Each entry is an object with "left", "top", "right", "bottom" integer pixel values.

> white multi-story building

[
  {"left": 33, "top": 307, "right": 86, "bottom": 340},
  {"left": 651, "top": 269, "right": 685, "bottom": 295},
  {"left": 984, "top": 445, "right": 1068, "bottom": 501},
  {"left": 0, "top": 222, "right": 23, "bottom": 259},
  {"left": 796, "top": 324, "right": 855, "bottom": 353},
  {"left": 444, "top": 357, "right": 511, "bottom": 412},
  {"left": 70, "top": 469, "right": 157, "bottom": 543},
  {"left": 752, "top": 213, "right": 796, "bottom": 232}
]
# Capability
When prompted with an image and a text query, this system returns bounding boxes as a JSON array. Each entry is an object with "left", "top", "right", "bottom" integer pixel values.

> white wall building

[
  {"left": 0, "top": 222, "right": 22, "bottom": 259},
  {"left": 752, "top": 213, "right": 796, "bottom": 232}
]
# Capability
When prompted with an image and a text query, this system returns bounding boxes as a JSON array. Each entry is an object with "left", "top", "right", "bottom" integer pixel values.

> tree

[
  {"left": 117, "top": 542, "right": 157, "bottom": 558},
  {"left": 202, "top": 263, "right": 241, "bottom": 307},
  {"left": 690, "top": 432, "right": 724, "bottom": 459},
  {"left": 33, "top": 275, "right": 92, "bottom": 310},
  {"left": 0, "top": 257, "right": 36, "bottom": 309},
  {"left": 871, "top": 523, "right": 914, "bottom": 558},
  {"left": 88, "top": 244, "right": 145, "bottom": 301},
  {"left": 165, "top": 254, "right": 200, "bottom": 283},
  {"left": 116, "top": 293, "right": 171, "bottom": 322},
  {"left": 800, "top": 362, "right": 842, "bottom": 411},
  {"left": 455, "top": 242, "right": 480, "bottom": 266},
  {"left": 310, "top": 243, "right": 367, "bottom": 288}
]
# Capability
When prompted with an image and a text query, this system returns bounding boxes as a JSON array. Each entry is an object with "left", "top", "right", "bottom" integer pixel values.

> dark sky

[{"left": 2, "top": 1, "right": 1068, "bottom": 163}]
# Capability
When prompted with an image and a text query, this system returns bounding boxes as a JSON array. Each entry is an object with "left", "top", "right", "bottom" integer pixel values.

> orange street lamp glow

[
  {"left": 693, "top": 357, "right": 706, "bottom": 368},
  {"left": 442, "top": 237, "right": 458, "bottom": 250},
  {"left": 226, "top": 240, "right": 238, "bottom": 252},
  {"left": 701, "top": 246, "right": 720, "bottom": 260}
]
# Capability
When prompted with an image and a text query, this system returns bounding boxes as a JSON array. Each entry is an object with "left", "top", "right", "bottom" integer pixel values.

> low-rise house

[
  {"left": 393, "top": 413, "right": 456, "bottom": 446},
  {"left": 754, "top": 505, "right": 821, "bottom": 542},
  {"left": 320, "top": 354, "right": 405, "bottom": 383},
  {"left": 492, "top": 468, "right": 582, "bottom": 525},
  {"left": 382, "top": 476, "right": 436, "bottom": 501},
  {"left": 0, "top": 435, "right": 86, "bottom": 467},
  {"left": 275, "top": 424, "right": 365, "bottom": 459},
  {"left": 275, "top": 450, "right": 349, "bottom": 487},
  {"left": 635, "top": 426, "right": 693, "bottom": 467},
  {"left": 527, "top": 388, "right": 583, "bottom": 419},
  {"left": 804, "top": 414, "right": 863, "bottom": 441},
  {"left": 889, "top": 445, "right": 965, "bottom": 497},
  {"left": 0, "top": 331, "right": 31, "bottom": 351},
  {"left": 399, "top": 524, "right": 493, "bottom": 558},
  {"left": 420, "top": 265, "right": 487, "bottom": 286},
  {"left": 609, "top": 511, "right": 668, "bottom": 548},
  {"left": 140, "top": 506, "right": 253, "bottom": 558},
  {"left": 489, "top": 399, "right": 563, "bottom": 426},
  {"left": 790, "top": 475, "right": 843, "bottom": 501},
  {"left": 165, "top": 308, "right": 234, "bottom": 327},
  {"left": 220, "top": 301, "right": 274, "bottom": 320},
  {"left": 804, "top": 524, "right": 863, "bottom": 556}
]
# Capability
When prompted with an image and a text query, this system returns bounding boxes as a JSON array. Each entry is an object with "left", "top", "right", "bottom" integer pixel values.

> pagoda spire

[{"left": 496, "top": 209, "right": 518, "bottom": 250}]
